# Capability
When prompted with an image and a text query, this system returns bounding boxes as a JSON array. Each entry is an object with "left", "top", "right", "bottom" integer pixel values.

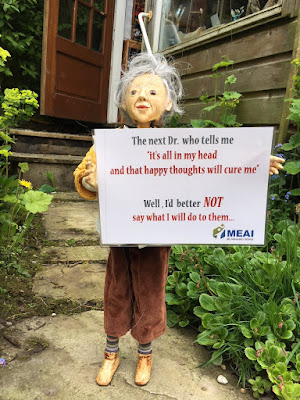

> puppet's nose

[{"left": 138, "top": 88, "right": 147, "bottom": 100}]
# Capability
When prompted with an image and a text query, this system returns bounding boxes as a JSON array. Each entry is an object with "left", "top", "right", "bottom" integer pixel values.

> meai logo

[
  {"left": 213, "top": 225, "right": 254, "bottom": 240},
  {"left": 213, "top": 224, "right": 225, "bottom": 239}
]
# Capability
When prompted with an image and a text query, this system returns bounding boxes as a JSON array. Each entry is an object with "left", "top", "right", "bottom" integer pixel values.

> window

[{"left": 158, "top": 0, "right": 282, "bottom": 51}]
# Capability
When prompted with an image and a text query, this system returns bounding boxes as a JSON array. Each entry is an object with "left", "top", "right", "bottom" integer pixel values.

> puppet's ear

[
  {"left": 121, "top": 98, "right": 127, "bottom": 111},
  {"left": 165, "top": 99, "right": 172, "bottom": 112}
]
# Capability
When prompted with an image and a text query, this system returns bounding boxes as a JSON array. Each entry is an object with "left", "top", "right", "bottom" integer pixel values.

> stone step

[
  {"left": 9, "top": 129, "right": 92, "bottom": 191},
  {"left": 41, "top": 246, "right": 109, "bottom": 263},
  {"left": 11, "top": 152, "right": 83, "bottom": 164},
  {"left": 10, "top": 152, "right": 83, "bottom": 191},
  {"left": 11, "top": 129, "right": 92, "bottom": 157},
  {"left": 52, "top": 192, "right": 86, "bottom": 202},
  {"left": 43, "top": 201, "right": 99, "bottom": 240},
  {"left": 11, "top": 129, "right": 93, "bottom": 141},
  {"left": 33, "top": 262, "right": 106, "bottom": 302}
]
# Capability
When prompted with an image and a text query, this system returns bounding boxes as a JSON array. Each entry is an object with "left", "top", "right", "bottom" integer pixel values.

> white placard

[{"left": 94, "top": 127, "right": 274, "bottom": 246}]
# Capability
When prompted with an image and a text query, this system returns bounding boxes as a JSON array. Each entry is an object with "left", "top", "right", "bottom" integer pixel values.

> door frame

[{"left": 107, "top": 0, "right": 127, "bottom": 123}]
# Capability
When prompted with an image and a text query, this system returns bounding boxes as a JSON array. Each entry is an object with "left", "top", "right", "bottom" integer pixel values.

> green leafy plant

[
  {"left": 0, "top": 0, "right": 44, "bottom": 93},
  {"left": 191, "top": 57, "right": 242, "bottom": 128},
  {"left": 245, "top": 340, "right": 300, "bottom": 399},
  {"left": 0, "top": 42, "right": 53, "bottom": 275},
  {"left": 268, "top": 59, "right": 300, "bottom": 228},
  {"left": 166, "top": 58, "right": 300, "bottom": 400}
]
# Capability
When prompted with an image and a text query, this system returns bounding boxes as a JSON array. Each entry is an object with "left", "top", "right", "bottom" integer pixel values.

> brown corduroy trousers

[{"left": 104, "top": 246, "right": 171, "bottom": 344}]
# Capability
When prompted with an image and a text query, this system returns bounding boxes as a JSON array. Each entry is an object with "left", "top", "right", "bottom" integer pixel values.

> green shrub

[
  {"left": 166, "top": 58, "right": 300, "bottom": 399},
  {"left": 0, "top": 0, "right": 44, "bottom": 94},
  {"left": 0, "top": 43, "right": 52, "bottom": 276}
]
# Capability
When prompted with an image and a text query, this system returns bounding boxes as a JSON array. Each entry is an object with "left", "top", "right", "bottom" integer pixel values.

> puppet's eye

[
  {"left": 150, "top": 90, "right": 156, "bottom": 95},
  {"left": 130, "top": 90, "right": 137, "bottom": 95}
]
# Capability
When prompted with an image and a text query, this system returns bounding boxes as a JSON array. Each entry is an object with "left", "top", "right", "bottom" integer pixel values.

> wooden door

[{"left": 41, "top": 0, "right": 114, "bottom": 123}]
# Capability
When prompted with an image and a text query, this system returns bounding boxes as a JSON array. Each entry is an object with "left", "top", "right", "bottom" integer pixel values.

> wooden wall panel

[
  {"left": 181, "top": 95, "right": 284, "bottom": 126},
  {"left": 164, "top": 14, "right": 299, "bottom": 129},
  {"left": 182, "top": 58, "right": 291, "bottom": 99},
  {"left": 174, "top": 20, "right": 297, "bottom": 77}
]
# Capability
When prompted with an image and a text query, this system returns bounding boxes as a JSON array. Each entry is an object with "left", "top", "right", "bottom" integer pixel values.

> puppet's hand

[
  {"left": 269, "top": 155, "right": 285, "bottom": 176},
  {"left": 83, "top": 157, "right": 98, "bottom": 190}
]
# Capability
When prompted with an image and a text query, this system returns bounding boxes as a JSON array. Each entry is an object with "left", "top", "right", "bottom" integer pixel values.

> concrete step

[
  {"left": 11, "top": 129, "right": 92, "bottom": 157},
  {"left": 10, "top": 152, "right": 83, "bottom": 191},
  {"left": 9, "top": 129, "right": 93, "bottom": 191},
  {"left": 11, "top": 152, "right": 83, "bottom": 164},
  {"left": 41, "top": 246, "right": 109, "bottom": 263}
]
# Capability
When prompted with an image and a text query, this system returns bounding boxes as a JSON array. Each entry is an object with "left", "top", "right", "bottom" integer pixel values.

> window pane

[
  {"left": 158, "top": 0, "right": 255, "bottom": 51},
  {"left": 94, "top": 0, "right": 105, "bottom": 12},
  {"left": 92, "top": 11, "right": 104, "bottom": 52},
  {"left": 58, "top": 0, "right": 74, "bottom": 40},
  {"left": 76, "top": 2, "right": 89, "bottom": 47}
]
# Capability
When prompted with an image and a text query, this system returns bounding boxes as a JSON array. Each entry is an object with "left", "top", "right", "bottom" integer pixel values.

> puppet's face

[{"left": 122, "top": 73, "right": 172, "bottom": 128}]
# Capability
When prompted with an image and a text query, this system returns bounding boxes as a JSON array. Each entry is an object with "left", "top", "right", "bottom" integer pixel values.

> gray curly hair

[{"left": 115, "top": 53, "right": 183, "bottom": 125}]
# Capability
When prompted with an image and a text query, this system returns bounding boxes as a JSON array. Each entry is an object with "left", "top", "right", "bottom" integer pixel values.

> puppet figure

[
  {"left": 74, "top": 53, "right": 183, "bottom": 387},
  {"left": 74, "top": 52, "right": 284, "bottom": 388}
]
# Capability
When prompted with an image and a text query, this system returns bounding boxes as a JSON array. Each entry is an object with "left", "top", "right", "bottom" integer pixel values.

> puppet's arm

[
  {"left": 74, "top": 146, "right": 97, "bottom": 200},
  {"left": 269, "top": 155, "right": 285, "bottom": 176}
]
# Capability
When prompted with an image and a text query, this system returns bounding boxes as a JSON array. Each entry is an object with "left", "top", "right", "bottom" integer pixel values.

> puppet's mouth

[{"left": 136, "top": 105, "right": 150, "bottom": 109}]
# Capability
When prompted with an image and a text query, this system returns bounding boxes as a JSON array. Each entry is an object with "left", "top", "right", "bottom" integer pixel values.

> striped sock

[
  {"left": 138, "top": 342, "right": 152, "bottom": 355},
  {"left": 105, "top": 335, "right": 119, "bottom": 353}
]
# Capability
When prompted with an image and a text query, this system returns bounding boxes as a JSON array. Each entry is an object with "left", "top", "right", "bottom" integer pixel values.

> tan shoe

[
  {"left": 96, "top": 351, "right": 120, "bottom": 386},
  {"left": 135, "top": 353, "right": 152, "bottom": 386}
]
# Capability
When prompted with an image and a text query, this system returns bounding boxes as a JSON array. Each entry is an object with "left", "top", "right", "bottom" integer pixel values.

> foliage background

[{"left": 0, "top": 0, "right": 44, "bottom": 95}]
